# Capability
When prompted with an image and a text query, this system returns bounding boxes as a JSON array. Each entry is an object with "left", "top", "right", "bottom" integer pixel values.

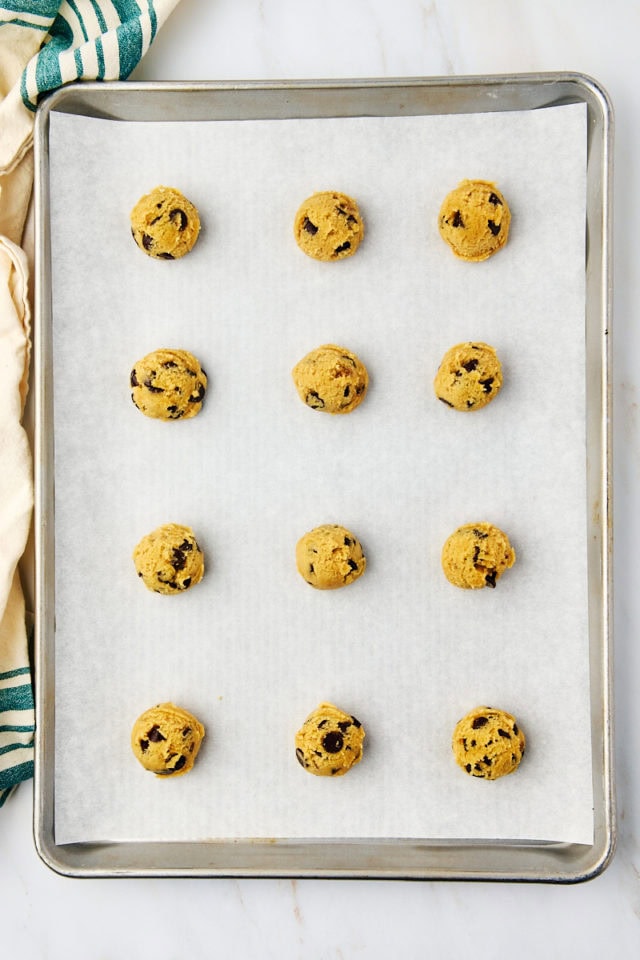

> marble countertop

[{"left": 2, "top": 1, "right": 639, "bottom": 956}]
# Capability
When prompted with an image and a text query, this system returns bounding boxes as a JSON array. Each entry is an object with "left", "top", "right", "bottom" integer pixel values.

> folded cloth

[{"left": 0, "top": 0, "right": 182, "bottom": 806}]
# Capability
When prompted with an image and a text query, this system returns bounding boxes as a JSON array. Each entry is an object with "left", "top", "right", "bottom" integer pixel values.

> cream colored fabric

[{"left": 0, "top": 0, "right": 183, "bottom": 802}]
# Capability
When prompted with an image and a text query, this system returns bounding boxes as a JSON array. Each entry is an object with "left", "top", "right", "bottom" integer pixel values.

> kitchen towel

[{"left": 0, "top": 0, "right": 182, "bottom": 807}]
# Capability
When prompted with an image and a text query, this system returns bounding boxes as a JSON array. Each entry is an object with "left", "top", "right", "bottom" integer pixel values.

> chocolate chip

[
  {"left": 350, "top": 716, "right": 362, "bottom": 728},
  {"left": 130, "top": 369, "right": 139, "bottom": 388},
  {"left": 141, "top": 233, "right": 153, "bottom": 250},
  {"left": 471, "top": 716, "right": 488, "bottom": 730},
  {"left": 171, "top": 548, "right": 187, "bottom": 571},
  {"left": 322, "top": 731, "right": 344, "bottom": 753},
  {"left": 465, "top": 763, "right": 472, "bottom": 773},
  {"left": 188, "top": 384, "right": 206, "bottom": 403},
  {"left": 162, "top": 360, "right": 178, "bottom": 368},
  {"left": 305, "top": 391, "right": 325, "bottom": 409},
  {"left": 178, "top": 540, "right": 193, "bottom": 552},
  {"left": 295, "top": 748, "right": 306, "bottom": 767},
  {"left": 498, "top": 729, "right": 511, "bottom": 739},
  {"left": 470, "top": 739, "right": 476, "bottom": 747},
  {"left": 487, "top": 220, "right": 501, "bottom": 236},
  {"left": 302, "top": 217, "right": 318, "bottom": 235},
  {"left": 461, "top": 358, "right": 478, "bottom": 372},
  {"left": 479, "top": 377, "right": 494, "bottom": 394},
  {"left": 343, "top": 386, "right": 351, "bottom": 398},
  {"left": 337, "top": 721, "right": 352, "bottom": 732},
  {"left": 147, "top": 725, "right": 166, "bottom": 742},
  {"left": 346, "top": 559, "right": 359, "bottom": 572},
  {"left": 438, "top": 396, "right": 454, "bottom": 407},
  {"left": 334, "top": 241, "right": 351, "bottom": 254},
  {"left": 182, "top": 727, "right": 191, "bottom": 737},
  {"left": 472, "top": 545, "right": 480, "bottom": 565},
  {"left": 139, "top": 739, "right": 149, "bottom": 753},
  {"left": 344, "top": 537, "right": 353, "bottom": 546},
  {"left": 483, "top": 756, "right": 491, "bottom": 765},
  {"left": 166, "top": 405, "right": 179, "bottom": 414},
  {"left": 317, "top": 719, "right": 328, "bottom": 728},
  {"left": 485, "top": 570, "right": 497, "bottom": 588},
  {"left": 157, "top": 252, "right": 175, "bottom": 260},
  {"left": 144, "top": 378, "right": 164, "bottom": 394},
  {"left": 171, "top": 755, "right": 187, "bottom": 772},
  {"left": 308, "top": 563, "right": 314, "bottom": 575},
  {"left": 473, "top": 528, "right": 489, "bottom": 539},
  {"left": 488, "top": 192, "right": 502, "bottom": 206},
  {"left": 182, "top": 578, "right": 191, "bottom": 589},
  {"left": 513, "top": 723, "right": 519, "bottom": 734},
  {"left": 462, "top": 738, "right": 468, "bottom": 751},
  {"left": 330, "top": 768, "right": 341, "bottom": 775},
  {"left": 452, "top": 210, "right": 464, "bottom": 228},
  {"left": 149, "top": 215, "right": 162, "bottom": 226},
  {"left": 169, "top": 208, "right": 188, "bottom": 231}
]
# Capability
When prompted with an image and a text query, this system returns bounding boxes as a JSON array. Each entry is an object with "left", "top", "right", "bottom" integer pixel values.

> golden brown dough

[
  {"left": 130, "top": 185, "right": 200, "bottom": 260},
  {"left": 296, "top": 524, "right": 366, "bottom": 590},
  {"left": 441, "top": 522, "right": 515, "bottom": 589},
  {"left": 452, "top": 706, "right": 525, "bottom": 779},
  {"left": 131, "top": 702, "right": 205, "bottom": 777},
  {"left": 295, "top": 702, "right": 365, "bottom": 776},
  {"left": 433, "top": 342, "right": 502, "bottom": 412},
  {"left": 292, "top": 344, "right": 368, "bottom": 414},
  {"left": 438, "top": 180, "right": 510, "bottom": 261},
  {"left": 294, "top": 191, "right": 364, "bottom": 261}
]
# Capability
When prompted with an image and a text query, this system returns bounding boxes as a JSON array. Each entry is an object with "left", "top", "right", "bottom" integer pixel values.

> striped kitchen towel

[{"left": 0, "top": 0, "right": 182, "bottom": 806}]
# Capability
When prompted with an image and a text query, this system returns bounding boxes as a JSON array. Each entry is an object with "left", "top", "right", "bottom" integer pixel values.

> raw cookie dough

[
  {"left": 434, "top": 342, "right": 503, "bottom": 411},
  {"left": 438, "top": 180, "right": 511, "bottom": 261},
  {"left": 296, "top": 524, "right": 366, "bottom": 590},
  {"left": 133, "top": 523, "right": 204, "bottom": 594},
  {"left": 130, "top": 185, "right": 200, "bottom": 260},
  {"left": 452, "top": 706, "right": 526, "bottom": 780},
  {"left": 292, "top": 344, "right": 369, "bottom": 414},
  {"left": 131, "top": 702, "right": 205, "bottom": 777},
  {"left": 295, "top": 702, "right": 365, "bottom": 776},
  {"left": 130, "top": 348, "right": 207, "bottom": 421},
  {"left": 294, "top": 191, "right": 364, "bottom": 261},
  {"left": 441, "top": 522, "right": 515, "bottom": 589}
]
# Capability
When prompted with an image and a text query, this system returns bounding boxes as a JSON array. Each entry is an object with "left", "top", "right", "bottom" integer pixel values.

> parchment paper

[{"left": 49, "top": 102, "right": 592, "bottom": 845}]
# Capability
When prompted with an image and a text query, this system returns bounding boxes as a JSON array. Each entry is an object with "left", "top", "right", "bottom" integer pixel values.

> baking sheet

[{"left": 48, "top": 101, "right": 592, "bottom": 846}]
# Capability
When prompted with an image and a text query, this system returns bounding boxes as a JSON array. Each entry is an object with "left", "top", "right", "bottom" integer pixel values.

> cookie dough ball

[
  {"left": 133, "top": 523, "right": 204, "bottom": 594},
  {"left": 131, "top": 702, "right": 205, "bottom": 777},
  {"left": 441, "top": 522, "right": 515, "bottom": 589},
  {"left": 130, "top": 185, "right": 200, "bottom": 260},
  {"left": 452, "top": 706, "right": 525, "bottom": 780},
  {"left": 295, "top": 702, "right": 365, "bottom": 776},
  {"left": 438, "top": 180, "right": 510, "bottom": 261},
  {"left": 434, "top": 342, "right": 503, "bottom": 412},
  {"left": 296, "top": 524, "right": 366, "bottom": 590},
  {"left": 130, "top": 348, "right": 207, "bottom": 421},
  {"left": 292, "top": 344, "right": 369, "bottom": 414},
  {"left": 294, "top": 191, "right": 364, "bottom": 261}
]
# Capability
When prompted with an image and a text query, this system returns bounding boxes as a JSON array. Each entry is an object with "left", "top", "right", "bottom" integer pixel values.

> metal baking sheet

[{"left": 33, "top": 75, "right": 614, "bottom": 880}]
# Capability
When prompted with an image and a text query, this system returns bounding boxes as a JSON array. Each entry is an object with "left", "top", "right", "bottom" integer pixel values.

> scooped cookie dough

[
  {"left": 130, "top": 185, "right": 200, "bottom": 260},
  {"left": 295, "top": 702, "right": 365, "bottom": 776},
  {"left": 294, "top": 191, "right": 364, "bottom": 261},
  {"left": 133, "top": 523, "right": 204, "bottom": 594},
  {"left": 296, "top": 524, "right": 366, "bottom": 590},
  {"left": 130, "top": 348, "right": 207, "bottom": 421},
  {"left": 441, "top": 522, "right": 515, "bottom": 589},
  {"left": 434, "top": 342, "right": 503, "bottom": 411},
  {"left": 292, "top": 344, "right": 369, "bottom": 414},
  {"left": 438, "top": 180, "right": 510, "bottom": 261},
  {"left": 131, "top": 702, "right": 205, "bottom": 777},
  {"left": 452, "top": 706, "right": 525, "bottom": 780}
]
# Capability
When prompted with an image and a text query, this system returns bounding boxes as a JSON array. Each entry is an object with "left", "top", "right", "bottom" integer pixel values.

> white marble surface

[{"left": 2, "top": 1, "right": 639, "bottom": 956}]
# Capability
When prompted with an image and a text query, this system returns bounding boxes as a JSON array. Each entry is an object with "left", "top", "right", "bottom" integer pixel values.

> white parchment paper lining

[{"left": 49, "top": 103, "right": 592, "bottom": 845}]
